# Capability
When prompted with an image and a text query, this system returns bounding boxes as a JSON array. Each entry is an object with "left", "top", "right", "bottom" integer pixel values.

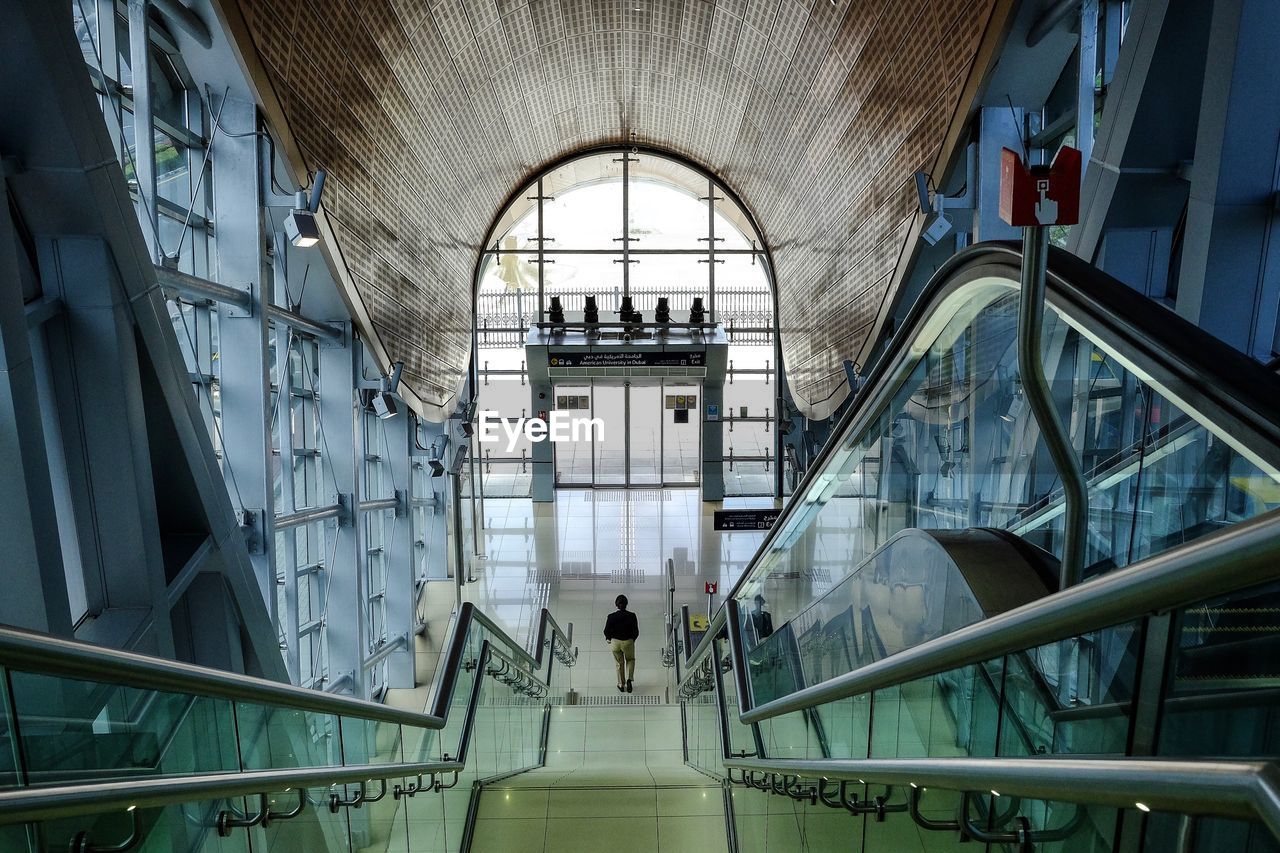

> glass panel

[
  {"left": 737, "top": 281, "right": 1280, "bottom": 631},
  {"left": 628, "top": 383, "right": 662, "bottom": 486},
  {"left": 552, "top": 384, "right": 593, "bottom": 486},
  {"left": 8, "top": 673, "right": 238, "bottom": 785},
  {"left": 662, "top": 382, "right": 701, "bottom": 485},
  {"left": 592, "top": 383, "right": 626, "bottom": 487}
]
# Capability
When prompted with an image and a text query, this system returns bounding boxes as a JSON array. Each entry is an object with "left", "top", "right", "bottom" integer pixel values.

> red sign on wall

[
  {"left": 705, "top": 582, "right": 718, "bottom": 595},
  {"left": 999, "top": 146, "right": 1082, "bottom": 227}
]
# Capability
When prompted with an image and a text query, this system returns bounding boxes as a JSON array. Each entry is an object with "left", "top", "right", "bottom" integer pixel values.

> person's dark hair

[{"left": 615, "top": 595, "right": 628, "bottom": 610}]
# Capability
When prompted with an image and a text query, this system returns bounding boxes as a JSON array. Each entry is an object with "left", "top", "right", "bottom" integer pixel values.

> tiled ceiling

[{"left": 225, "top": 0, "right": 1000, "bottom": 419}]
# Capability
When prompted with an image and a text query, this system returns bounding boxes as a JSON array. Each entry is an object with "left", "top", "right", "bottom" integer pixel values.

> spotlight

[
  {"left": 583, "top": 295, "right": 599, "bottom": 323},
  {"left": 371, "top": 390, "right": 397, "bottom": 420},
  {"left": 920, "top": 210, "right": 953, "bottom": 246},
  {"left": 460, "top": 420, "right": 474, "bottom": 437},
  {"left": 689, "top": 297, "right": 706, "bottom": 324},
  {"left": 428, "top": 459, "right": 445, "bottom": 477},
  {"left": 654, "top": 297, "right": 670, "bottom": 324},
  {"left": 548, "top": 296, "right": 565, "bottom": 324},
  {"left": 285, "top": 208, "right": 320, "bottom": 248}
]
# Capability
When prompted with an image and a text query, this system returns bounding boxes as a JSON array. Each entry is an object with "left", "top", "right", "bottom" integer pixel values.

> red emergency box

[{"left": 999, "top": 146, "right": 1082, "bottom": 227}]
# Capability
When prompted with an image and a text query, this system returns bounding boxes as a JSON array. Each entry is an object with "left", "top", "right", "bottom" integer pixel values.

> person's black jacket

[{"left": 603, "top": 610, "right": 639, "bottom": 642}]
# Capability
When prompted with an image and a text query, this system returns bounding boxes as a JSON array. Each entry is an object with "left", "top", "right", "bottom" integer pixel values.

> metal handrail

[
  {"left": 730, "top": 507, "right": 1280, "bottom": 723},
  {"left": 0, "top": 761, "right": 461, "bottom": 825},
  {"left": 0, "top": 602, "right": 575, "bottom": 731},
  {"left": 723, "top": 756, "right": 1280, "bottom": 842}
]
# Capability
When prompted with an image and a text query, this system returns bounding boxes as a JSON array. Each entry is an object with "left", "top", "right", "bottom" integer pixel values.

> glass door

[
  {"left": 553, "top": 384, "right": 593, "bottom": 486},
  {"left": 629, "top": 382, "right": 662, "bottom": 486},
  {"left": 592, "top": 383, "right": 627, "bottom": 486},
  {"left": 663, "top": 383, "right": 702, "bottom": 485}
]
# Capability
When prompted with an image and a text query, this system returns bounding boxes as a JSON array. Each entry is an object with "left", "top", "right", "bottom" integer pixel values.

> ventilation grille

[
  {"left": 584, "top": 490, "right": 670, "bottom": 502},
  {"left": 577, "top": 694, "right": 663, "bottom": 706}
]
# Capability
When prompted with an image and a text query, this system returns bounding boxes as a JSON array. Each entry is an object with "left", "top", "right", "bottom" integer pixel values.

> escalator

[
  {"left": 675, "top": 244, "right": 1280, "bottom": 852},
  {"left": 0, "top": 602, "right": 579, "bottom": 852}
]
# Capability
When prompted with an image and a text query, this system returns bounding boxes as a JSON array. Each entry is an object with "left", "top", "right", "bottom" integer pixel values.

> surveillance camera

[{"left": 921, "top": 211, "right": 953, "bottom": 246}]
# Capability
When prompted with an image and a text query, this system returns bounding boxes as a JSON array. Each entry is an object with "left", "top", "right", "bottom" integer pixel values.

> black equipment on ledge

[
  {"left": 583, "top": 295, "right": 599, "bottom": 323},
  {"left": 654, "top": 297, "right": 671, "bottom": 324},
  {"left": 689, "top": 296, "right": 706, "bottom": 324},
  {"left": 548, "top": 296, "right": 565, "bottom": 324},
  {"left": 619, "top": 296, "right": 642, "bottom": 324}
]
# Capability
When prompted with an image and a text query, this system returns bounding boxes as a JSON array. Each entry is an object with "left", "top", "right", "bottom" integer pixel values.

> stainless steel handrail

[
  {"left": 723, "top": 756, "right": 1280, "bottom": 841},
  {"left": 0, "top": 602, "right": 575, "bottom": 731},
  {"left": 730, "top": 507, "right": 1280, "bottom": 723},
  {"left": 0, "top": 761, "right": 461, "bottom": 825}
]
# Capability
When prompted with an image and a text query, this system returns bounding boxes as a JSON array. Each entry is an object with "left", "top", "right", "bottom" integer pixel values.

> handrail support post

[{"left": 1018, "top": 224, "right": 1088, "bottom": 588}]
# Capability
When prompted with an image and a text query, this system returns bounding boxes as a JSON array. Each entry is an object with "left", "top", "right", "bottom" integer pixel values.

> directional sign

[
  {"left": 713, "top": 509, "right": 781, "bottom": 531},
  {"left": 549, "top": 350, "right": 706, "bottom": 368}
]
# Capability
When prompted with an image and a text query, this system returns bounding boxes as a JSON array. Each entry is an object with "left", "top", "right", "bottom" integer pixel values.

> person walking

[{"left": 603, "top": 594, "right": 639, "bottom": 693}]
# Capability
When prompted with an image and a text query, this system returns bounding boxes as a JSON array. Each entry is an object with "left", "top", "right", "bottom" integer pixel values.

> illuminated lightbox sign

[{"left": 548, "top": 351, "right": 705, "bottom": 368}]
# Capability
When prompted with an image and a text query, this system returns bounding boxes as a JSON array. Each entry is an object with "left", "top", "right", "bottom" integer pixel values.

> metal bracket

[
  {"left": 331, "top": 493, "right": 353, "bottom": 528},
  {"left": 240, "top": 508, "right": 266, "bottom": 554},
  {"left": 224, "top": 278, "right": 254, "bottom": 319},
  {"left": 69, "top": 807, "right": 142, "bottom": 852}
]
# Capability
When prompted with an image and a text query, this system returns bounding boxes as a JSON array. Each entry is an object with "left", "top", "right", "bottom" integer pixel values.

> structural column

[
  {"left": 320, "top": 326, "right": 366, "bottom": 696},
  {"left": 211, "top": 94, "right": 276, "bottom": 610}
]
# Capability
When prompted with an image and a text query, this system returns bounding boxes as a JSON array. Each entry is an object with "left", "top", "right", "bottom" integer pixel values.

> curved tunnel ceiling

[{"left": 219, "top": 0, "right": 1003, "bottom": 420}]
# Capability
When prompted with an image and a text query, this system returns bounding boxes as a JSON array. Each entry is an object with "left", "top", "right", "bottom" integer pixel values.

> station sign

[
  {"left": 548, "top": 351, "right": 705, "bottom": 368},
  {"left": 713, "top": 509, "right": 781, "bottom": 531}
]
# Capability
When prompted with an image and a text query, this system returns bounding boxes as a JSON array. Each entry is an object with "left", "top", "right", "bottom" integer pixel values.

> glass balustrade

[{"left": 0, "top": 608, "right": 575, "bottom": 853}]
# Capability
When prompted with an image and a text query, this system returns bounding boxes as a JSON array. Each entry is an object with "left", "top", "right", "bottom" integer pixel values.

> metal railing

[
  {"left": 0, "top": 602, "right": 578, "bottom": 827},
  {"left": 674, "top": 241, "right": 1280, "bottom": 846}
]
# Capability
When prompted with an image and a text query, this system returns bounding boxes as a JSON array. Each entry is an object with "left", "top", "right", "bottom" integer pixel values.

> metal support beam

[
  {"left": 211, "top": 94, "right": 275, "bottom": 622},
  {"left": 127, "top": 0, "right": 159, "bottom": 264},
  {"left": 320, "top": 328, "right": 366, "bottom": 696}
]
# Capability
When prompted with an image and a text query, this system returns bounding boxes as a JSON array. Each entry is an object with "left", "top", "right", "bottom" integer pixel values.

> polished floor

[
  {"left": 460, "top": 489, "right": 776, "bottom": 699},
  {"left": 471, "top": 705, "right": 727, "bottom": 853}
]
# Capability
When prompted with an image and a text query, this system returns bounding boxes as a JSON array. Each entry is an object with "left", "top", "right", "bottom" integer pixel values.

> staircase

[{"left": 468, "top": 704, "right": 728, "bottom": 852}]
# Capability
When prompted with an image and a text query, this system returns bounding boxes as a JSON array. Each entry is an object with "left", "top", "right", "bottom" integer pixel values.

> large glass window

[
  {"left": 474, "top": 149, "right": 778, "bottom": 496},
  {"left": 71, "top": 0, "right": 213, "bottom": 277}
]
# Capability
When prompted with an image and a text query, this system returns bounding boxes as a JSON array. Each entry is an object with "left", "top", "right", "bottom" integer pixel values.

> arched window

[{"left": 474, "top": 149, "right": 778, "bottom": 498}]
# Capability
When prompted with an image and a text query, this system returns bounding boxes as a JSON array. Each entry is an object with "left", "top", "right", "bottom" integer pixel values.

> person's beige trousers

[{"left": 611, "top": 638, "right": 636, "bottom": 685}]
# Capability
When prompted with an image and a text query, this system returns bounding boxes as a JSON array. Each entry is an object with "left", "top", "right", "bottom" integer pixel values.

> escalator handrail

[
  {"left": 712, "top": 241, "right": 1280, "bottom": 624},
  {"left": 722, "top": 755, "right": 1280, "bottom": 842},
  {"left": 0, "top": 602, "right": 574, "bottom": 731},
  {"left": 730, "top": 505, "right": 1280, "bottom": 723}
]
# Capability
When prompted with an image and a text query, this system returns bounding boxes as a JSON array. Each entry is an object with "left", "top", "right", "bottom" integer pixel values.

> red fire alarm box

[
  {"left": 999, "top": 146, "right": 1082, "bottom": 227},
  {"left": 705, "top": 582, "right": 718, "bottom": 595}
]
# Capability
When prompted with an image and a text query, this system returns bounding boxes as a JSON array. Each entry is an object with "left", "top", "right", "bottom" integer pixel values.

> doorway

[{"left": 553, "top": 379, "right": 701, "bottom": 488}]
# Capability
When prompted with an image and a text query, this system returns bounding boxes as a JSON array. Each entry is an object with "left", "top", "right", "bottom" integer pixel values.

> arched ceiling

[{"left": 216, "top": 0, "right": 1004, "bottom": 420}]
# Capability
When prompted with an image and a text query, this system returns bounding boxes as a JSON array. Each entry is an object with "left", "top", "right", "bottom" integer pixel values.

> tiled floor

[
  {"left": 471, "top": 705, "right": 728, "bottom": 853},
  {"left": 460, "top": 489, "right": 777, "bottom": 700}
]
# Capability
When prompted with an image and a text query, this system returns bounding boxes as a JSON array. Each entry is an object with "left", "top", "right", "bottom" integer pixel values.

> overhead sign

[
  {"left": 549, "top": 351, "right": 705, "bottom": 368},
  {"left": 713, "top": 509, "right": 781, "bottom": 531},
  {"left": 999, "top": 146, "right": 1081, "bottom": 227}
]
